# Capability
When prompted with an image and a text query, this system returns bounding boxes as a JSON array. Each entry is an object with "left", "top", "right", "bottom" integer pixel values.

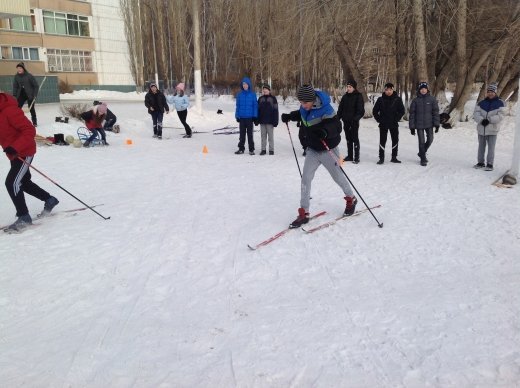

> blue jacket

[
  {"left": 171, "top": 94, "right": 190, "bottom": 111},
  {"left": 257, "top": 94, "right": 279, "bottom": 126},
  {"left": 235, "top": 77, "right": 258, "bottom": 120}
]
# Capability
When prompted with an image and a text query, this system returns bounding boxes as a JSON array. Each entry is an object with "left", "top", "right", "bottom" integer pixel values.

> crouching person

[{"left": 81, "top": 103, "right": 109, "bottom": 147}]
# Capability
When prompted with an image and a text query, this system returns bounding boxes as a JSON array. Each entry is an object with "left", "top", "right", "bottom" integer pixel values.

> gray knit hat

[{"left": 297, "top": 84, "right": 316, "bottom": 102}]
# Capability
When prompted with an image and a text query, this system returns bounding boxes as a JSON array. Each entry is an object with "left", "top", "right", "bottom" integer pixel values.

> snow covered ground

[{"left": 1, "top": 89, "right": 519, "bottom": 387}]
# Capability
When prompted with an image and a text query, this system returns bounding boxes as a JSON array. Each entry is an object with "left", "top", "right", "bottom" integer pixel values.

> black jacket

[
  {"left": 13, "top": 64, "right": 39, "bottom": 100},
  {"left": 257, "top": 94, "right": 279, "bottom": 126},
  {"left": 286, "top": 111, "right": 342, "bottom": 152},
  {"left": 409, "top": 92, "right": 440, "bottom": 130},
  {"left": 372, "top": 92, "right": 405, "bottom": 129},
  {"left": 337, "top": 91, "right": 364, "bottom": 122},
  {"left": 145, "top": 88, "right": 169, "bottom": 114}
]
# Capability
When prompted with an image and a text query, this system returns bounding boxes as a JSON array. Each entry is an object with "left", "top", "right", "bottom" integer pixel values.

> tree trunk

[{"left": 412, "top": 0, "right": 428, "bottom": 81}]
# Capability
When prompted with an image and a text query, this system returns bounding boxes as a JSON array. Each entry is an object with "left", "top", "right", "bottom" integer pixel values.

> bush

[
  {"left": 61, "top": 103, "right": 90, "bottom": 120},
  {"left": 58, "top": 79, "right": 73, "bottom": 94}
]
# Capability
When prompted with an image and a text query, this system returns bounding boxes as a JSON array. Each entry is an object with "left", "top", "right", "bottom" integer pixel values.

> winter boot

[
  {"left": 473, "top": 162, "right": 485, "bottom": 169},
  {"left": 39, "top": 196, "right": 59, "bottom": 217},
  {"left": 269, "top": 151, "right": 274, "bottom": 155},
  {"left": 420, "top": 159, "right": 428, "bottom": 166},
  {"left": 377, "top": 157, "right": 384, "bottom": 165},
  {"left": 235, "top": 149, "right": 244, "bottom": 154},
  {"left": 343, "top": 155, "right": 353, "bottom": 162},
  {"left": 390, "top": 157, "right": 401, "bottom": 163},
  {"left": 102, "top": 140, "right": 109, "bottom": 146},
  {"left": 418, "top": 152, "right": 428, "bottom": 163},
  {"left": 289, "top": 208, "right": 309, "bottom": 228},
  {"left": 260, "top": 150, "right": 267, "bottom": 155},
  {"left": 484, "top": 164, "right": 494, "bottom": 171},
  {"left": 83, "top": 140, "right": 90, "bottom": 147},
  {"left": 249, "top": 151, "right": 255, "bottom": 155},
  {"left": 343, "top": 196, "right": 358, "bottom": 216},
  {"left": 4, "top": 214, "right": 33, "bottom": 232}
]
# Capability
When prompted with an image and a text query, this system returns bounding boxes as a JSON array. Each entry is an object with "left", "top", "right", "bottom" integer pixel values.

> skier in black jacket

[
  {"left": 337, "top": 79, "right": 364, "bottom": 163},
  {"left": 372, "top": 83, "right": 405, "bottom": 164},
  {"left": 281, "top": 85, "right": 357, "bottom": 228}
]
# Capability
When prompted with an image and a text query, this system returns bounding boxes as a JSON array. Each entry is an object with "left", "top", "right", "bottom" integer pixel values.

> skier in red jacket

[{"left": 0, "top": 93, "right": 58, "bottom": 232}]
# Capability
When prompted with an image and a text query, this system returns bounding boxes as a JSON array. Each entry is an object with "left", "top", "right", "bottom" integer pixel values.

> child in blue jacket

[{"left": 234, "top": 77, "right": 258, "bottom": 155}]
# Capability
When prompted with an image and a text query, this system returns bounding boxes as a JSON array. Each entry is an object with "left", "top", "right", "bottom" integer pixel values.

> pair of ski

[
  {"left": 2, "top": 204, "right": 103, "bottom": 234},
  {"left": 248, "top": 205, "right": 381, "bottom": 250}
]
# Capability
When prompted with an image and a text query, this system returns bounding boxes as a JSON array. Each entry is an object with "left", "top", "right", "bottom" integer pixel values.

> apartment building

[{"left": 0, "top": 0, "right": 133, "bottom": 89}]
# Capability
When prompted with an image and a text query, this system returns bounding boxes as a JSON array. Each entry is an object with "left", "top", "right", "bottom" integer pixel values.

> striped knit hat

[
  {"left": 487, "top": 83, "right": 498, "bottom": 93},
  {"left": 297, "top": 84, "right": 316, "bottom": 102}
]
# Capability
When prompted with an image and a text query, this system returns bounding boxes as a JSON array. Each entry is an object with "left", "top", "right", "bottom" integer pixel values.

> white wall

[{"left": 90, "top": 0, "right": 134, "bottom": 86}]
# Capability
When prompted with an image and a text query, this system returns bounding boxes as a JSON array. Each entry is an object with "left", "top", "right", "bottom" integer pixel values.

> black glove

[
  {"left": 253, "top": 119, "right": 259, "bottom": 126},
  {"left": 3, "top": 146, "right": 18, "bottom": 157},
  {"left": 281, "top": 113, "right": 291, "bottom": 123},
  {"left": 410, "top": 129, "right": 416, "bottom": 136},
  {"left": 481, "top": 119, "right": 490, "bottom": 126},
  {"left": 236, "top": 118, "right": 240, "bottom": 123},
  {"left": 435, "top": 126, "right": 440, "bottom": 133}
]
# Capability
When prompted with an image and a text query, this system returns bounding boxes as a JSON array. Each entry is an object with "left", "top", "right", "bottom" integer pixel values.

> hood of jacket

[
  {"left": 240, "top": 77, "right": 254, "bottom": 92},
  {"left": 299, "top": 90, "right": 335, "bottom": 127}
]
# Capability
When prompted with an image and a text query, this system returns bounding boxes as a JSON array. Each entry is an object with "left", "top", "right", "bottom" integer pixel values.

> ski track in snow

[{"left": 0, "top": 94, "right": 520, "bottom": 386}]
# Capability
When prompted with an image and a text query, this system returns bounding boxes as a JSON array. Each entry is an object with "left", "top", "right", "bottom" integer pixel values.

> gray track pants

[
  {"left": 300, "top": 147, "right": 354, "bottom": 211},
  {"left": 477, "top": 134, "right": 497, "bottom": 165},
  {"left": 260, "top": 124, "right": 274, "bottom": 152}
]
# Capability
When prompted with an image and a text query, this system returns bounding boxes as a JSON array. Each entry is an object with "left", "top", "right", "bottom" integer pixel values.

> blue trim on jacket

[{"left": 478, "top": 96, "right": 504, "bottom": 112}]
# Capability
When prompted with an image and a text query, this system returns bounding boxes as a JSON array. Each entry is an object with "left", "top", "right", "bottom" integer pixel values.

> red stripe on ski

[
  {"left": 301, "top": 205, "right": 382, "bottom": 234},
  {"left": 248, "top": 211, "right": 326, "bottom": 250}
]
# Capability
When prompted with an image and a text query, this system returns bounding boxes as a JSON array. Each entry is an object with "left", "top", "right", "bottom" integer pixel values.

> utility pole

[
  {"left": 192, "top": 0, "right": 202, "bottom": 115},
  {"left": 506, "top": 77, "right": 520, "bottom": 183}
]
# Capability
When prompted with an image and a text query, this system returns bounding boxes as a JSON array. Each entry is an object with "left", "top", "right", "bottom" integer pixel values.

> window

[
  {"left": 43, "top": 11, "right": 90, "bottom": 37},
  {"left": 0, "top": 46, "right": 39, "bottom": 60},
  {"left": 46, "top": 49, "right": 93, "bottom": 72},
  {"left": 4, "top": 9, "right": 35, "bottom": 31}
]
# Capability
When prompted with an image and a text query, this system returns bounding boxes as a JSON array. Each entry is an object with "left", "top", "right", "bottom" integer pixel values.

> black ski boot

[
  {"left": 39, "top": 196, "right": 59, "bottom": 217},
  {"left": 4, "top": 214, "right": 32, "bottom": 233}
]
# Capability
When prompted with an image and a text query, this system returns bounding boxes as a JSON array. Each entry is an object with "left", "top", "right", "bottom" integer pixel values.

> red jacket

[
  {"left": 80, "top": 107, "right": 106, "bottom": 130},
  {"left": 0, "top": 93, "right": 36, "bottom": 160}
]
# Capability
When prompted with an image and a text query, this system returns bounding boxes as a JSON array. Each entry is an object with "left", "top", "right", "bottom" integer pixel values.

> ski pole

[
  {"left": 28, "top": 76, "right": 47, "bottom": 111},
  {"left": 320, "top": 140, "right": 383, "bottom": 228},
  {"left": 17, "top": 156, "right": 111, "bottom": 220},
  {"left": 286, "top": 122, "right": 303, "bottom": 177}
]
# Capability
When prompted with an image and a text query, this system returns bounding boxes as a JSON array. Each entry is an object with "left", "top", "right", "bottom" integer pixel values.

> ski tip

[
  {"left": 378, "top": 223, "right": 384, "bottom": 228},
  {"left": 247, "top": 244, "right": 257, "bottom": 251}
]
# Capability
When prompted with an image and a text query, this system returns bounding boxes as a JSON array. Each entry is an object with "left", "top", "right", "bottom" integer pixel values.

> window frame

[{"left": 42, "top": 10, "right": 90, "bottom": 37}]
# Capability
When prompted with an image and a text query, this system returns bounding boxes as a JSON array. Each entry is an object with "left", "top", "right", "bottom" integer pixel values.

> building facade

[{"left": 0, "top": 0, "right": 134, "bottom": 89}]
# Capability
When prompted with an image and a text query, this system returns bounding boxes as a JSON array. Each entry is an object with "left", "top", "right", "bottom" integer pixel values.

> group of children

[
  {"left": 0, "top": 76, "right": 507, "bottom": 232},
  {"left": 144, "top": 83, "right": 191, "bottom": 140}
]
